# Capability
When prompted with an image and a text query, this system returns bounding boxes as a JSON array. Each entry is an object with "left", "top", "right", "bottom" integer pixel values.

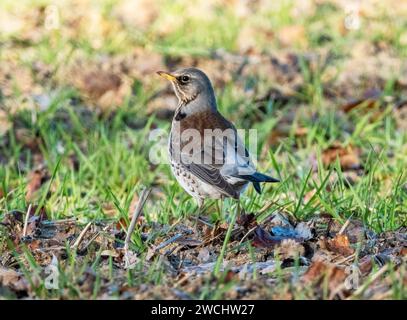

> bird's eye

[{"left": 179, "top": 75, "right": 190, "bottom": 84}]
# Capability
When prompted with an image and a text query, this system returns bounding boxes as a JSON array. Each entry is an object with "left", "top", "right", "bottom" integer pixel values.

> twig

[
  {"left": 71, "top": 221, "right": 92, "bottom": 249},
  {"left": 197, "top": 217, "right": 213, "bottom": 228},
  {"left": 335, "top": 253, "right": 356, "bottom": 265},
  {"left": 258, "top": 201, "right": 275, "bottom": 215},
  {"left": 338, "top": 214, "right": 354, "bottom": 235},
  {"left": 22, "top": 204, "right": 32, "bottom": 238},
  {"left": 349, "top": 264, "right": 389, "bottom": 299},
  {"left": 175, "top": 271, "right": 193, "bottom": 287},
  {"left": 155, "top": 233, "right": 184, "bottom": 251},
  {"left": 40, "top": 218, "right": 77, "bottom": 226},
  {"left": 145, "top": 233, "right": 185, "bottom": 262},
  {"left": 80, "top": 224, "right": 111, "bottom": 252},
  {"left": 238, "top": 225, "right": 258, "bottom": 245},
  {"left": 124, "top": 188, "right": 151, "bottom": 266}
]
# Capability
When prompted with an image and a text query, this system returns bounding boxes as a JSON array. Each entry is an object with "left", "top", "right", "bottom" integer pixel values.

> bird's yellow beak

[{"left": 157, "top": 71, "right": 177, "bottom": 82}]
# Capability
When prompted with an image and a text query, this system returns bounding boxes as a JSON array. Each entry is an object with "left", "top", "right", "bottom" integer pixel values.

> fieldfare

[{"left": 157, "top": 68, "right": 279, "bottom": 209}]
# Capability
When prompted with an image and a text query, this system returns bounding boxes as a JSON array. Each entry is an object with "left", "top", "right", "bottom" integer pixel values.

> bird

[{"left": 157, "top": 67, "right": 279, "bottom": 211}]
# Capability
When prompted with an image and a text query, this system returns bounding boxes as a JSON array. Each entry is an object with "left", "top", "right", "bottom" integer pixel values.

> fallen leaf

[
  {"left": 15, "top": 128, "right": 42, "bottom": 152},
  {"left": 70, "top": 63, "right": 131, "bottom": 113},
  {"left": 295, "top": 127, "right": 308, "bottom": 137},
  {"left": 101, "top": 250, "right": 119, "bottom": 258},
  {"left": 359, "top": 255, "right": 373, "bottom": 276},
  {"left": 113, "top": 0, "right": 158, "bottom": 30},
  {"left": 197, "top": 247, "right": 211, "bottom": 263},
  {"left": 322, "top": 143, "right": 361, "bottom": 170},
  {"left": 326, "top": 234, "right": 355, "bottom": 256},
  {"left": 344, "top": 219, "right": 366, "bottom": 243},
  {"left": 26, "top": 168, "right": 49, "bottom": 201},
  {"left": 277, "top": 25, "right": 307, "bottom": 48},
  {"left": 303, "top": 189, "right": 317, "bottom": 205},
  {"left": 302, "top": 260, "right": 348, "bottom": 294},
  {"left": 340, "top": 88, "right": 381, "bottom": 113},
  {"left": 223, "top": 270, "right": 236, "bottom": 283},
  {"left": 0, "top": 267, "right": 29, "bottom": 292}
]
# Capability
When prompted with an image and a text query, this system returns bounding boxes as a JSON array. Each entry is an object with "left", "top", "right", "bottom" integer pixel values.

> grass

[{"left": 0, "top": 0, "right": 406, "bottom": 300}]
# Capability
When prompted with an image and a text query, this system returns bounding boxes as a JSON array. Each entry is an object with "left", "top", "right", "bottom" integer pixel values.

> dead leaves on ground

[
  {"left": 0, "top": 206, "right": 405, "bottom": 299},
  {"left": 25, "top": 167, "right": 49, "bottom": 201},
  {"left": 325, "top": 234, "right": 355, "bottom": 257},
  {"left": 302, "top": 259, "right": 348, "bottom": 297},
  {"left": 0, "top": 267, "right": 30, "bottom": 293},
  {"left": 69, "top": 62, "right": 131, "bottom": 113},
  {"left": 322, "top": 143, "right": 361, "bottom": 170}
]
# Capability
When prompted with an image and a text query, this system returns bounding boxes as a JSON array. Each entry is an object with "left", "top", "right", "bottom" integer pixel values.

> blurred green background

[{"left": 0, "top": 0, "right": 406, "bottom": 230}]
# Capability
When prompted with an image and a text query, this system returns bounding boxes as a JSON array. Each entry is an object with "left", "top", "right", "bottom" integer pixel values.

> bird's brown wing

[
  {"left": 173, "top": 110, "right": 241, "bottom": 198},
  {"left": 186, "top": 162, "right": 239, "bottom": 198}
]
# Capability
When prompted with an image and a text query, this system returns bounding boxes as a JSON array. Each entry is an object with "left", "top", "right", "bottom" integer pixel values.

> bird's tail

[{"left": 236, "top": 172, "right": 279, "bottom": 194}]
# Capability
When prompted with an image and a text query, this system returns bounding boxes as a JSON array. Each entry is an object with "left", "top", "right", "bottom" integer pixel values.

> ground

[{"left": 0, "top": 0, "right": 406, "bottom": 300}]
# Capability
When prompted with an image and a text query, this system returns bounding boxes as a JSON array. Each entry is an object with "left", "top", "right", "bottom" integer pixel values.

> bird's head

[{"left": 157, "top": 68, "right": 217, "bottom": 113}]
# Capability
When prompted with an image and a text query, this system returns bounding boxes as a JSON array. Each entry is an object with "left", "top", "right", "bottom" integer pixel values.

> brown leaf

[
  {"left": 359, "top": 256, "right": 373, "bottom": 276},
  {"left": 326, "top": 234, "right": 355, "bottom": 256},
  {"left": 101, "top": 249, "right": 119, "bottom": 258},
  {"left": 303, "top": 189, "right": 317, "bottom": 205},
  {"left": 340, "top": 88, "right": 381, "bottom": 113},
  {"left": 116, "top": 217, "right": 128, "bottom": 230},
  {"left": 223, "top": 270, "right": 236, "bottom": 283},
  {"left": 71, "top": 63, "right": 131, "bottom": 113},
  {"left": 237, "top": 25, "right": 274, "bottom": 54},
  {"left": 295, "top": 127, "right": 308, "bottom": 137},
  {"left": 102, "top": 203, "right": 118, "bottom": 218},
  {"left": 277, "top": 25, "right": 307, "bottom": 48},
  {"left": 26, "top": 168, "right": 49, "bottom": 201},
  {"left": 15, "top": 128, "right": 42, "bottom": 152},
  {"left": 302, "top": 260, "right": 348, "bottom": 293},
  {"left": 113, "top": 0, "right": 159, "bottom": 30},
  {"left": 344, "top": 219, "right": 366, "bottom": 243},
  {"left": 322, "top": 143, "right": 361, "bottom": 170},
  {"left": 0, "top": 267, "right": 29, "bottom": 292}
]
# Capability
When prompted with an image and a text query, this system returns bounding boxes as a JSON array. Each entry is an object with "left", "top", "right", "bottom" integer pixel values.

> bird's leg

[
  {"left": 193, "top": 199, "right": 205, "bottom": 231},
  {"left": 193, "top": 200, "right": 216, "bottom": 231},
  {"left": 214, "top": 195, "right": 226, "bottom": 222},
  {"left": 215, "top": 199, "right": 221, "bottom": 221}
]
